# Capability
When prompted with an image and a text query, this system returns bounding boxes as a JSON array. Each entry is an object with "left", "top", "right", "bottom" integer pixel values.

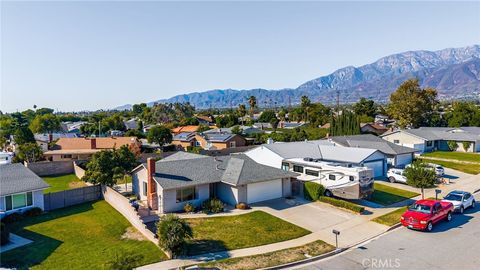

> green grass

[
  {"left": 371, "top": 206, "right": 408, "bottom": 226},
  {"left": 1, "top": 201, "right": 167, "bottom": 270},
  {"left": 421, "top": 151, "right": 480, "bottom": 163},
  {"left": 42, "top": 174, "right": 86, "bottom": 193},
  {"left": 191, "top": 240, "right": 334, "bottom": 270},
  {"left": 318, "top": 196, "right": 365, "bottom": 213},
  {"left": 185, "top": 211, "right": 310, "bottom": 256},
  {"left": 422, "top": 159, "right": 480, "bottom": 175},
  {"left": 368, "top": 183, "right": 419, "bottom": 206}
]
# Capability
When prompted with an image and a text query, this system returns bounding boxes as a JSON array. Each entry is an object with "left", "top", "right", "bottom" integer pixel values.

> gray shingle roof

[
  {"left": 152, "top": 152, "right": 297, "bottom": 189},
  {"left": 384, "top": 127, "right": 480, "bottom": 142},
  {"left": 262, "top": 140, "right": 380, "bottom": 163},
  {"left": 329, "top": 134, "right": 416, "bottom": 155},
  {"left": 172, "top": 132, "right": 195, "bottom": 141},
  {"left": 0, "top": 163, "right": 50, "bottom": 196}
]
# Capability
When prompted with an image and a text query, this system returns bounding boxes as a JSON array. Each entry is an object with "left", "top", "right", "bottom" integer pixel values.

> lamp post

[
  {"left": 435, "top": 189, "right": 442, "bottom": 200},
  {"left": 332, "top": 229, "right": 340, "bottom": 249}
]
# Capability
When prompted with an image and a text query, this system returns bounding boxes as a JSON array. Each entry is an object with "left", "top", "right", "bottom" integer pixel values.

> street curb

[
  {"left": 386, "top": 223, "right": 402, "bottom": 231},
  {"left": 261, "top": 248, "right": 346, "bottom": 270},
  {"left": 473, "top": 189, "right": 480, "bottom": 195}
]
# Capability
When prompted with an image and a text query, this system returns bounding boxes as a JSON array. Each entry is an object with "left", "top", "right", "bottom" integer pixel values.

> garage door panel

[
  {"left": 247, "top": 180, "right": 282, "bottom": 204},
  {"left": 396, "top": 154, "right": 412, "bottom": 167},
  {"left": 364, "top": 160, "right": 384, "bottom": 178}
]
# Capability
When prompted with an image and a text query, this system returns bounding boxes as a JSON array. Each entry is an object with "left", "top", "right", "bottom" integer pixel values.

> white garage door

[
  {"left": 247, "top": 179, "right": 282, "bottom": 204},
  {"left": 364, "top": 160, "right": 384, "bottom": 178},
  {"left": 395, "top": 154, "right": 412, "bottom": 167}
]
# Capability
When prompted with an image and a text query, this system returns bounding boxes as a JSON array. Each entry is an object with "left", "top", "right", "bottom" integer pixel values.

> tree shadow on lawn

[
  {"left": 185, "top": 239, "right": 228, "bottom": 257},
  {"left": 1, "top": 201, "right": 95, "bottom": 269}
]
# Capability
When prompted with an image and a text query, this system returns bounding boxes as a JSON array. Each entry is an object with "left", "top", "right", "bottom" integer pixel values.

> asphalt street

[{"left": 293, "top": 193, "right": 480, "bottom": 270}]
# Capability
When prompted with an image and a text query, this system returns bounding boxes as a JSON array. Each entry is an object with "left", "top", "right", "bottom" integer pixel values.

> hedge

[
  {"left": 318, "top": 196, "right": 365, "bottom": 213},
  {"left": 304, "top": 182, "right": 325, "bottom": 201}
]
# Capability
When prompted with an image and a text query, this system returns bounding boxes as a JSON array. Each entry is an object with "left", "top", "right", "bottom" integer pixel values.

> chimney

[
  {"left": 90, "top": 138, "right": 96, "bottom": 149},
  {"left": 48, "top": 133, "right": 53, "bottom": 143},
  {"left": 147, "top": 158, "right": 158, "bottom": 210}
]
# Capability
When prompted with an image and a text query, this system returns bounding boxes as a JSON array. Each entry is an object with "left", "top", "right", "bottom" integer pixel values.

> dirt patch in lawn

[
  {"left": 68, "top": 181, "right": 87, "bottom": 189},
  {"left": 121, "top": 227, "right": 145, "bottom": 241}
]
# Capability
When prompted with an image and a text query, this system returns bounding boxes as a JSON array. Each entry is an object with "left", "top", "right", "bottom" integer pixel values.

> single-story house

[
  {"left": 123, "top": 118, "right": 139, "bottom": 130},
  {"left": 171, "top": 125, "right": 200, "bottom": 136},
  {"left": 43, "top": 137, "right": 141, "bottom": 161},
  {"left": 278, "top": 122, "right": 305, "bottom": 129},
  {"left": 381, "top": 127, "right": 480, "bottom": 153},
  {"left": 195, "top": 115, "right": 215, "bottom": 126},
  {"left": 171, "top": 132, "right": 196, "bottom": 151},
  {"left": 0, "top": 163, "right": 50, "bottom": 218},
  {"left": 194, "top": 133, "right": 246, "bottom": 150},
  {"left": 131, "top": 152, "right": 297, "bottom": 212},
  {"left": 245, "top": 140, "right": 388, "bottom": 178},
  {"left": 360, "top": 123, "right": 389, "bottom": 135},
  {"left": 327, "top": 134, "right": 416, "bottom": 168},
  {"left": 203, "top": 126, "right": 264, "bottom": 136}
]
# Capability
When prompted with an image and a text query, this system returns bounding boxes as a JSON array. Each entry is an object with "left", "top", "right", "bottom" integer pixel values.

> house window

[
  {"left": 281, "top": 162, "right": 290, "bottom": 171},
  {"left": 62, "top": 154, "right": 72, "bottom": 159},
  {"left": 328, "top": 175, "right": 336, "bottom": 181},
  {"left": 293, "top": 165, "right": 304, "bottom": 173},
  {"left": 305, "top": 169, "right": 319, "bottom": 177},
  {"left": 426, "top": 141, "right": 433, "bottom": 147},
  {"left": 195, "top": 141, "right": 201, "bottom": 147},
  {"left": 230, "top": 141, "right": 236, "bottom": 148},
  {"left": 5, "top": 192, "right": 33, "bottom": 211},
  {"left": 176, "top": 187, "right": 197, "bottom": 203},
  {"left": 393, "top": 140, "right": 400, "bottom": 144},
  {"left": 142, "top": 182, "right": 147, "bottom": 197}
]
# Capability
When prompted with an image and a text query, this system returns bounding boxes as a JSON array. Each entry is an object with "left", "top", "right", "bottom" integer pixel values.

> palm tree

[
  {"left": 238, "top": 104, "right": 247, "bottom": 125},
  {"left": 248, "top": 96, "right": 257, "bottom": 117},
  {"left": 300, "top": 96, "right": 311, "bottom": 121}
]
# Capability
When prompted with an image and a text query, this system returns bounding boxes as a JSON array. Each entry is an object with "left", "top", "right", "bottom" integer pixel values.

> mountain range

[{"left": 115, "top": 45, "right": 480, "bottom": 110}]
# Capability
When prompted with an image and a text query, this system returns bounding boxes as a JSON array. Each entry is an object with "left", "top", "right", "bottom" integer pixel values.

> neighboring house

[
  {"left": 245, "top": 140, "right": 388, "bottom": 178},
  {"left": 374, "top": 114, "right": 396, "bottom": 127},
  {"left": 381, "top": 127, "right": 480, "bottom": 153},
  {"left": 0, "top": 152, "right": 13, "bottom": 165},
  {"left": 278, "top": 122, "right": 305, "bottom": 129},
  {"left": 124, "top": 118, "right": 139, "bottom": 130},
  {"left": 34, "top": 133, "right": 79, "bottom": 152},
  {"left": 131, "top": 152, "right": 297, "bottom": 212},
  {"left": 110, "top": 130, "right": 124, "bottom": 136},
  {"left": 171, "top": 132, "right": 196, "bottom": 151},
  {"left": 60, "top": 121, "right": 86, "bottom": 134},
  {"left": 203, "top": 126, "right": 263, "bottom": 136},
  {"left": 0, "top": 163, "right": 50, "bottom": 217},
  {"left": 327, "top": 134, "right": 416, "bottom": 168},
  {"left": 195, "top": 115, "right": 215, "bottom": 126},
  {"left": 253, "top": 122, "right": 272, "bottom": 129},
  {"left": 194, "top": 133, "right": 246, "bottom": 150},
  {"left": 43, "top": 137, "right": 141, "bottom": 161},
  {"left": 171, "top": 125, "right": 200, "bottom": 135},
  {"left": 360, "top": 123, "right": 389, "bottom": 135}
]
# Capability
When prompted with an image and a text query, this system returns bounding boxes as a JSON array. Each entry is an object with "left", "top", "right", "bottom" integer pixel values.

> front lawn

[
  {"left": 185, "top": 211, "right": 310, "bottom": 256},
  {"left": 1, "top": 201, "right": 167, "bottom": 270},
  {"left": 368, "top": 183, "right": 419, "bottom": 206},
  {"left": 422, "top": 160, "right": 480, "bottom": 175},
  {"left": 371, "top": 206, "right": 408, "bottom": 226},
  {"left": 193, "top": 240, "right": 334, "bottom": 270},
  {"left": 421, "top": 151, "right": 480, "bottom": 163},
  {"left": 42, "top": 174, "right": 87, "bottom": 193}
]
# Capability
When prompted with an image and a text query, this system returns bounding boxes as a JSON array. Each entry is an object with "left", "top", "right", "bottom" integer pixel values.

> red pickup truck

[{"left": 401, "top": 199, "right": 454, "bottom": 232}]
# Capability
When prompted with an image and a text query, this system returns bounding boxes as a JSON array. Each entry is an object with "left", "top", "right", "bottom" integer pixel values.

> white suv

[{"left": 387, "top": 168, "right": 407, "bottom": 184}]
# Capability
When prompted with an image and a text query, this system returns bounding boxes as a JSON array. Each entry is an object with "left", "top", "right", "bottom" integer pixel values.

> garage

[
  {"left": 395, "top": 153, "right": 413, "bottom": 167},
  {"left": 363, "top": 160, "right": 385, "bottom": 178},
  {"left": 247, "top": 179, "right": 283, "bottom": 204}
]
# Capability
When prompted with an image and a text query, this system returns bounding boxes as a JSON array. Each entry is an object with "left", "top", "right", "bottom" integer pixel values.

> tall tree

[
  {"left": 404, "top": 161, "right": 436, "bottom": 199},
  {"left": 237, "top": 104, "right": 247, "bottom": 124},
  {"left": 147, "top": 125, "right": 173, "bottom": 146},
  {"left": 29, "top": 114, "right": 61, "bottom": 133},
  {"left": 353, "top": 98, "right": 376, "bottom": 119},
  {"left": 329, "top": 110, "right": 360, "bottom": 136},
  {"left": 445, "top": 101, "right": 480, "bottom": 127},
  {"left": 248, "top": 96, "right": 257, "bottom": 117},
  {"left": 15, "top": 143, "right": 42, "bottom": 163},
  {"left": 300, "top": 96, "right": 311, "bottom": 121},
  {"left": 388, "top": 79, "right": 438, "bottom": 128}
]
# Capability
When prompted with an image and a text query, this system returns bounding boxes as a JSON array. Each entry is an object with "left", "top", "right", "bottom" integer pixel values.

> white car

[
  {"left": 387, "top": 168, "right": 407, "bottom": 184},
  {"left": 442, "top": 190, "right": 476, "bottom": 214},
  {"left": 405, "top": 163, "right": 445, "bottom": 177}
]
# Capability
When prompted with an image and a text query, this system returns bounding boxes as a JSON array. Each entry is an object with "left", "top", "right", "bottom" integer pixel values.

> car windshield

[
  {"left": 409, "top": 204, "right": 431, "bottom": 214},
  {"left": 444, "top": 194, "right": 462, "bottom": 201}
]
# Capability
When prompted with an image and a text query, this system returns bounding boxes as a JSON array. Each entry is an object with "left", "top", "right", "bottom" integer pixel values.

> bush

[
  {"left": 235, "top": 202, "right": 249, "bottom": 210},
  {"left": 157, "top": 214, "right": 193, "bottom": 257},
  {"left": 183, "top": 203, "right": 195, "bottom": 213},
  {"left": 23, "top": 207, "right": 43, "bottom": 217},
  {"left": 462, "top": 141, "right": 471, "bottom": 152},
  {"left": 201, "top": 198, "right": 224, "bottom": 214},
  {"left": 304, "top": 182, "right": 325, "bottom": 201},
  {"left": 447, "top": 140, "right": 458, "bottom": 151},
  {"left": 319, "top": 196, "right": 365, "bottom": 213},
  {"left": 1, "top": 212, "right": 24, "bottom": 223},
  {"left": 1, "top": 222, "right": 9, "bottom": 246}
]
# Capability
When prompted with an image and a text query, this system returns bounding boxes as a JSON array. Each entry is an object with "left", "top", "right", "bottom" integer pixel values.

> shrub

[
  {"left": 183, "top": 203, "right": 195, "bottom": 213},
  {"left": 1, "top": 222, "right": 9, "bottom": 246},
  {"left": 1, "top": 212, "right": 24, "bottom": 223},
  {"left": 156, "top": 214, "right": 193, "bottom": 257},
  {"left": 447, "top": 140, "right": 458, "bottom": 151},
  {"left": 23, "top": 207, "right": 43, "bottom": 217},
  {"left": 304, "top": 182, "right": 325, "bottom": 201},
  {"left": 319, "top": 196, "right": 364, "bottom": 213},
  {"left": 462, "top": 141, "right": 471, "bottom": 152},
  {"left": 235, "top": 202, "right": 249, "bottom": 210},
  {"left": 104, "top": 253, "right": 144, "bottom": 270},
  {"left": 201, "top": 198, "right": 224, "bottom": 214}
]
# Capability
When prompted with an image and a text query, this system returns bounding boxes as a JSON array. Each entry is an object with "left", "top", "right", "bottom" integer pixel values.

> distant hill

[{"left": 115, "top": 45, "right": 480, "bottom": 110}]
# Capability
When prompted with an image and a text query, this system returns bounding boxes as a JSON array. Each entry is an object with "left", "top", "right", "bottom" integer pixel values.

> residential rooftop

[{"left": 0, "top": 163, "right": 50, "bottom": 196}]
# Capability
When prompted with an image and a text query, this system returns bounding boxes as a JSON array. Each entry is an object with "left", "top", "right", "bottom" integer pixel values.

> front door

[{"left": 209, "top": 183, "right": 217, "bottom": 198}]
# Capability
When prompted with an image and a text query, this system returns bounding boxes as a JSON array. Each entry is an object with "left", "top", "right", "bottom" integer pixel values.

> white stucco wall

[
  {"left": 162, "top": 184, "right": 210, "bottom": 213},
  {"left": 0, "top": 190, "right": 45, "bottom": 218}
]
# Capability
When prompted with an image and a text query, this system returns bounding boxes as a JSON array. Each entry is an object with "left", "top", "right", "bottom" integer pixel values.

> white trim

[
  {"left": 2, "top": 191, "right": 35, "bottom": 212},
  {"left": 1, "top": 187, "right": 47, "bottom": 197}
]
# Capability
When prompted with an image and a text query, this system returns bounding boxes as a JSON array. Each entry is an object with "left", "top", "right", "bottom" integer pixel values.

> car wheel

[
  {"left": 324, "top": 190, "right": 333, "bottom": 197},
  {"left": 460, "top": 206, "right": 464, "bottom": 214},
  {"left": 472, "top": 200, "right": 476, "bottom": 209},
  {"left": 389, "top": 176, "right": 395, "bottom": 183},
  {"left": 426, "top": 222, "right": 433, "bottom": 232},
  {"left": 446, "top": 212, "right": 452, "bottom": 222}
]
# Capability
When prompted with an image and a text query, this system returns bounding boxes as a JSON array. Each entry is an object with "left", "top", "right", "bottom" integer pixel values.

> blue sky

[{"left": 1, "top": 1, "right": 479, "bottom": 112}]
